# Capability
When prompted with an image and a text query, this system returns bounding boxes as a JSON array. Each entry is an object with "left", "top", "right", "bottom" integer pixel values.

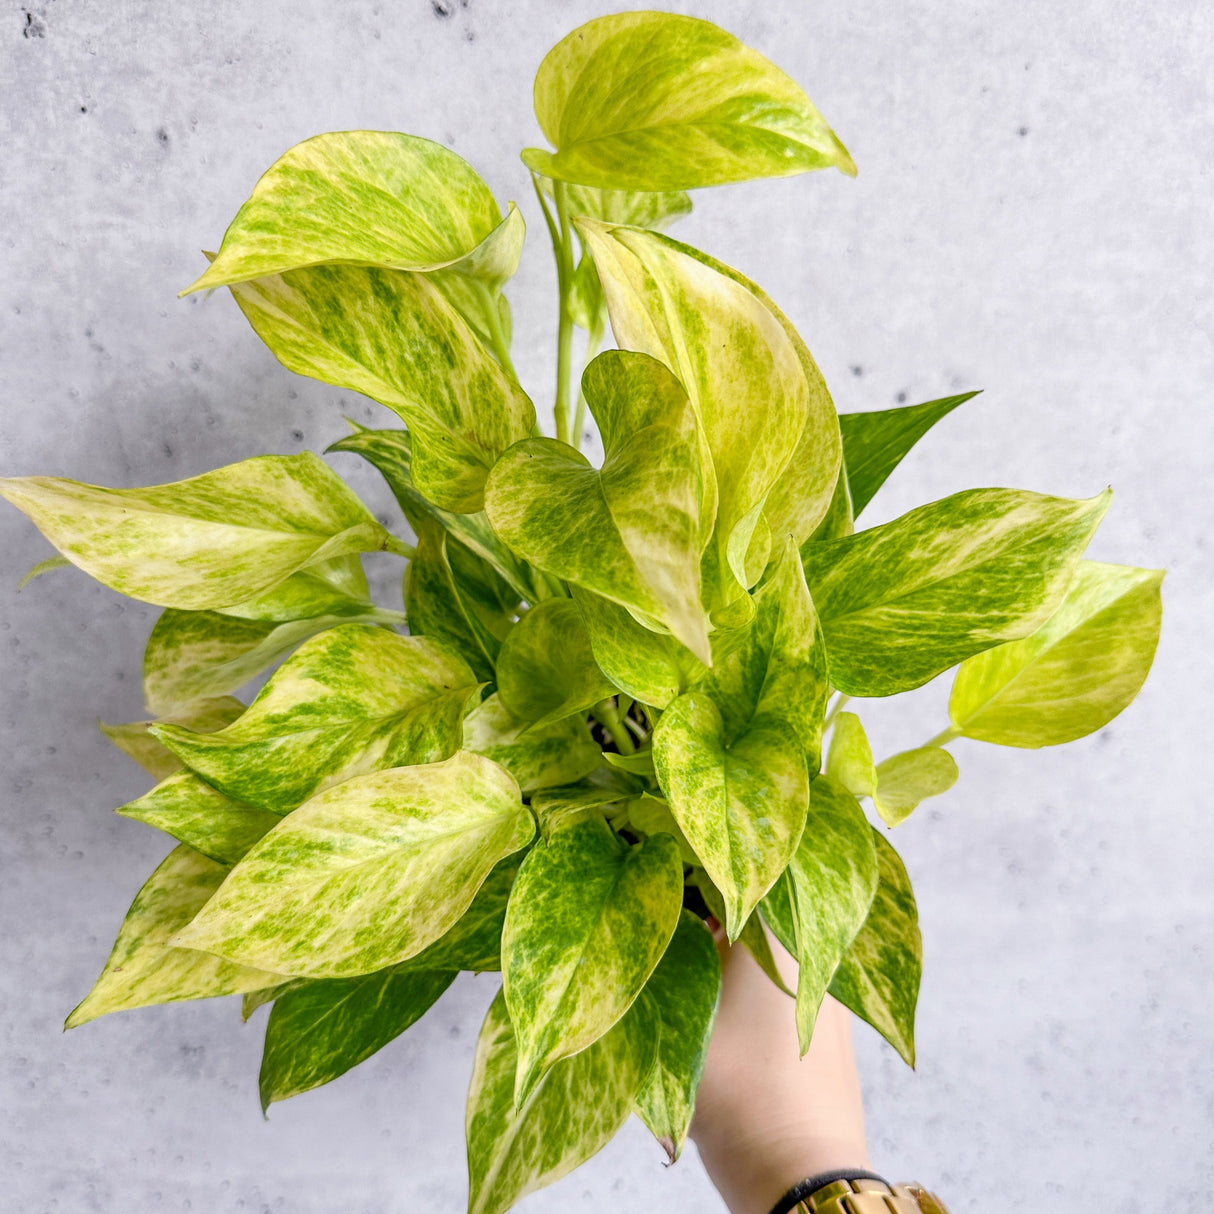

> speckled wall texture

[{"left": 2, "top": 2, "right": 1210, "bottom": 1211}]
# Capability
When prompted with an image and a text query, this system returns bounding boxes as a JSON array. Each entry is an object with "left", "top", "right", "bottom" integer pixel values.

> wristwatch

[{"left": 771, "top": 1171, "right": 952, "bottom": 1214}]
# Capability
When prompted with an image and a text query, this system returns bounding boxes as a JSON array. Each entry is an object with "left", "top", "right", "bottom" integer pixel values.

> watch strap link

[{"left": 791, "top": 1177, "right": 952, "bottom": 1214}]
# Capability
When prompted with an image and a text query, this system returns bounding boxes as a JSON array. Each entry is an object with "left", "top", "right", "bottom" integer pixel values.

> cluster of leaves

[{"left": 1, "top": 13, "right": 1163, "bottom": 1214}]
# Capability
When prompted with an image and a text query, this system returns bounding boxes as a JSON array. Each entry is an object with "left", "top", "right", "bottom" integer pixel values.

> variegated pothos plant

[{"left": 3, "top": 12, "right": 1163, "bottom": 1213}]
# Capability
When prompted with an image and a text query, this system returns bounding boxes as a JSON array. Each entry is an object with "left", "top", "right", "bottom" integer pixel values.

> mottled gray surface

[{"left": 1, "top": 1, "right": 1210, "bottom": 1211}]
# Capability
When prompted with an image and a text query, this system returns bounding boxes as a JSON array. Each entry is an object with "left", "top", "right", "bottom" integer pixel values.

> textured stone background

[{"left": 2, "top": 1, "right": 1210, "bottom": 1211}]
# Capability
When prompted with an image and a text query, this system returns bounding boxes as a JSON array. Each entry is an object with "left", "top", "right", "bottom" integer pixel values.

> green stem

[
  {"left": 571, "top": 310, "right": 605, "bottom": 450},
  {"left": 552, "top": 180, "right": 577, "bottom": 447},
  {"left": 592, "top": 698, "right": 636, "bottom": 755},
  {"left": 383, "top": 534, "right": 417, "bottom": 560},
  {"left": 473, "top": 280, "right": 518, "bottom": 382},
  {"left": 922, "top": 724, "right": 962, "bottom": 748},
  {"left": 824, "top": 693, "right": 851, "bottom": 729}
]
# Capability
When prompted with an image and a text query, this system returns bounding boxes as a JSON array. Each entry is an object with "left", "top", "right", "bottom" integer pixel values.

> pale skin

[{"left": 690, "top": 925, "right": 870, "bottom": 1214}]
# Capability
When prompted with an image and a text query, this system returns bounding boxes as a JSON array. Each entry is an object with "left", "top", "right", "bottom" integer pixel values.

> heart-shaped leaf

[
  {"left": 65, "top": 845, "right": 280, "bottom": 1028},
  {"left": 948, "top": 560, "right": 1164, "bottom": 747},
  {"left": 0, "top": 453, "right": 393, "bottom": 610},
  {"left": 486, "top": 351, "right": 712, "bottom": 662},
  {"left": 766, "top": 776, "right": 878, "bottom": 1053},
  {"left": 828, "top": 831, "right": 921, "bottom": 1066},
  {"left": 466, "top": 987, "right": 658, "bottom": 1214},
  {"left": 502, "top": 816, "right": 682, "bottom": 1103},
  {"left": 172, "top": 751, "right": 534, "bottom": 979},
  {"left": 633, "top": 910, "right": 721, "bottom": 1162},
  {"left": 183, "top": 131, "right": 518, "bottom": 293},
  {"left": 226, "top": 266, "right": 534, "bottom": 512},
  {"left": 462, "top": 692, "right": 602, "bottom": 793},
  {"left": 522, "top": 12, "right": 855, "bottom": 190},
  {"left": 259, "top": 967, "right": 456, "bottom": 1110},
  {"left": 154, "top": 624, "right": 480, "bottom": 811},
  {"left": 494, "top": 598, "right": 616, "bottom": 728},
  {"left": 802, "top": 488, "right": 1112, "bottom": 696}
]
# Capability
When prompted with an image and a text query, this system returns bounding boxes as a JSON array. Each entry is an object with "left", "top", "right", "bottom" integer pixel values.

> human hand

[{"left": 689, "top": 925, "right": 870, "bottom": 1214}]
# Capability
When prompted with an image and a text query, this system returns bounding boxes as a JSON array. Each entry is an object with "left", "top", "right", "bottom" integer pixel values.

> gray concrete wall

[{"left": 2, "top": 1, "right": 1210, "bottom": 1211}]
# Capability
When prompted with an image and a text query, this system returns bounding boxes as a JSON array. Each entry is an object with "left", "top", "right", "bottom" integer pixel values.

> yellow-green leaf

[
  {"left": 101, "top": 695, "right": 246, "bottom": 781},
  {"left": 577, "top": 224, "right": 836, "bottom": 607},
  {"left": 462, "top": 692, "right": 602, "bottom": 794},
  {"left": 153, "top": 624, "right": 480, "bottom": 811},
  {"left": 528, "top": 769, "right": 642, "bottom": 836},
  {"left": 948, "top": 560, "right": 1164, "bottom": 747},
  {"left": 485, "top": 351, "right": 712, "bottom": 662},
  {"left": 171, "top": 752, "right": 534, "bottom": 979},
  {"left": 226, "top": 266, "right": 534, "bottom": 512},
  {"left": 494, "top": 598, "right": 616, "bottom": 729},
  {"left": 770, "top": 777, "right": 878, "bottom": 1054},
  {"left": 16, "top": 554, "right": 70, "bottom": 590},
  {"left": 522, "top": 12, "right": 855, "bottom": 190},
  {"left": 259, "top": 967, "right": 456, "bottom": 1110},
  {"left": 0, "top": 453, "right": 392, "bottom": 610},
  {"left": 825, "top": 711, "right": 877, "bottom": 799},
  {"left": 873, "top": 747, "right": 959, "bottom": 827},
  {"left": 183, "top": 131, "right": 515, "bottom": 293},
  {"left": 466, "top": 987, "right": 658, "bottom": 1214},
  {"left": 65, "top": 845, "right": 280, "bottom": 1028},
  {"left": 828, "top": 831, "right": 921, "bottom": 1066},
  {"left": 840, "top": 391, "right": 980, "bottom": 517},
  {"left": 626, "top": 794, "right": 699, "bottom": 866},
  {"left": 502, "top": 817, "right": 681, "bottom": 1103},
  {"left": 634, "top": 909, "right": 721, "bottom": 1162},
  {"left": 802, "top": 488, "right": 1113, "bottom": 696},
  {"left": 117, "top": 771, "right": 282, "bottom": 866}
]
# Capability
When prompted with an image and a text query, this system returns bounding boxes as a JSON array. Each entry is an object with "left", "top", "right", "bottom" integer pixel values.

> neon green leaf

[
  {"left": 948, "top": 560, "right": 1164, "bottom": 747},
  {"left": 462, "top": 692, "right": 602, "bottom": 794},
  {"left": 634, "top": 909, "right": 721, "bottom": 1162},
  {"left": 802, "top": 488, "right": 1112, "bottom": 696},
  {"left": 153, "top": 624, "right": 480, "bottom": 811},
  {"left": 225, "top": 266, "right": 534, "bottom": 513},
  {"left": 465, "top": 987, "right": 658, "bottom": 1214},
  {"left": 171, "top": 751, "right": 534, "bottom": 979},
  {"left": 0, "top": 453, "right": 392, "bottom": 610},
  {"left": 65, "top": 845, "right": 280, "bottom": 1028},
  {"left": 485, "top": 351, "right": 711, "bottom": 662},
  {"left": 522, "top": 12, "right": 854, "bottom": 190},
  {"left": 829, "top": 831, "right": 921, "bottom": 1066},
  {"left": 502, "top": 816, "right": 681, "bottom": 1103}
]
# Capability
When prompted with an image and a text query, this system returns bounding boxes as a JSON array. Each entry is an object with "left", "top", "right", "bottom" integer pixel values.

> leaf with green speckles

[
  {"left": 540, "top": 178, "right": 693, "bottom": 231},
  {"left": 840, "top": 392, "right": 980, "bottom": 517},
  {"left": 101, "top": 696, "right": 246, "bottom": 781},
  {"left": 521, "top": 12, "right": 854, "bottom": 190},
  {"left": 0, "top": 453, "right": 393, "bottom": 611},
  {"left": 770, "top": 776, "right": 878, "bottom": 1054},
  {"left": 494, "top": 598, "right": 616, "bottom": 729},
  {"left": 465, "top": 986, "right": 658, "bottom": 1214},
  {"left": 65, "top": 845, "right": 281, "bottom": 1028},
  {"left": 326, "top": 427, "right": 550, "bottom": 605},
  {"left": 259, "top": 967, "right": 456, "bottom": 1110},
  {"left": 152, "top": 624, "right": 479, "bottom": 812},
  {"left": 654, "top": 548, "right": 827, "bottom": 940},
  {"left": 571, "top": 586, "right": 700, "bottom": 709},
  {"left": 485, "top": 351, "right": 712, "bottom": 662},
  {"left": 692, "top": 868, "right": 792, "bottom": 998},
  {"left": 634, "top": 909, "right": 721, "bottom": 1162},
  {"left": 626, "top": 794, "right": 699, "bottom": 866},
  {"left": 802, "top": 488, "right": 1112, "bottom": 697},
  {"left": 406, "top": 519, "right": 508, "bottom": 681},
  {"left": 172, "top": 751, "right": 534, "bottom": 979},
  {"left": 183, "top": 131, "right": 519, "bottom": 293},
  {"left": 948, "top": 560, "right": 1164, "bottom": 747},
  {"left": 577, "top": 224, "right": 837, "bottom": 608},
  {"left": 117, "top": 772, "right": 283, "bottom": 866},
  {"left": 462, "top": 692, "right": 601, "bottom": 794},
  {"left": 804, "top": 463, "right": 854, "bottom": 544},
  {"left": 502, "top": 816, "right": 681, "bottom": 1104},
  {"left": 529, "top": 769, "right": 642, "bottom": 836},
  {"left": 829, "top": 831, "right": 921, "bottom": 1066},
  {"left": 225, "top": 266, "right": 534, "bottom": 513},
  {"left": 825, "top": 711, "right": 958, "bottom": 827}
]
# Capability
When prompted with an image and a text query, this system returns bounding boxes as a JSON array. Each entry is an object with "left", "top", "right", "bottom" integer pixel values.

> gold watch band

[{"left": 792, "top": 1177, "right": 952, "bottom": 1214}]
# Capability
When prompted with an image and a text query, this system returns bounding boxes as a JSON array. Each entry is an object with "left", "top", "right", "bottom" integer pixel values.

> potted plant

[{"left": 1, "top": 11, "right": 1162, "bottom": 1214}]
